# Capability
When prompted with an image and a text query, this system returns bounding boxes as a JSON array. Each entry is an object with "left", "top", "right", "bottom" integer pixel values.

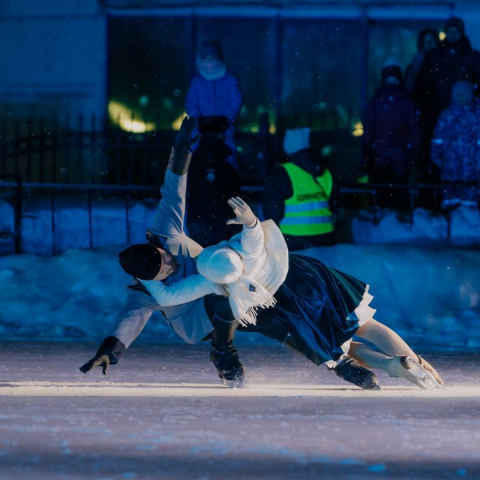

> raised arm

[
  {"left": 140, "top": 275, "right": 221, "bottom": 307},
  {"left": 150, "top": 117, "right": 198, "bottom": 237},
  {"left": 227, "top": 197, "right": 263, "bottom": 257}
]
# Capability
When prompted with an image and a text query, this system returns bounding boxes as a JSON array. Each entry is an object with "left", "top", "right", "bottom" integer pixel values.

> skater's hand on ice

[
  {"left": 79, "top": 354, "right": 111, "bottom": 375},
  {"left": 174, "top": 116, "right": 200, "bottom": 153},
  {"left": 227, "top": 197, "right": 257, "bottom": 227}
]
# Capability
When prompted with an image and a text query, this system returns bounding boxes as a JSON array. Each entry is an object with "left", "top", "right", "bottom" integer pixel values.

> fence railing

[
  {"left": 0, "top": 114, "right": 360, "bottom": 187},
  {"left": 1, "top": 178, "right": 476, "bottom": 255}
]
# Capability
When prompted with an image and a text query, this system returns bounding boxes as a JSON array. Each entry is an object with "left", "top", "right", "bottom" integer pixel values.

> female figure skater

[{"left": 141, "top": 197, "right": 443, "bottom": 390}]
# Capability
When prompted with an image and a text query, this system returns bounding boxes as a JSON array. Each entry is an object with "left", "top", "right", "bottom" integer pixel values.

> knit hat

[
  {"left": 118, "top": 244, "right": 162, "bottom": 280},
  {"left": 381, "top": 65, "right": 403, "bottom": 85},
  {"left": 452, "top": 79, "right": 474, "bottom": 99},
  {"left": 199, "top": 40, "right": 223, "bottom": 61},
  {"left": 196, "top": 245, "right": 243, "bottom": 284},
  {"left": 284, "top": 128, "right": 311, "bottom": 155},
  {"left": 444, "top": 17, "right": 465, "bottom": 35}
]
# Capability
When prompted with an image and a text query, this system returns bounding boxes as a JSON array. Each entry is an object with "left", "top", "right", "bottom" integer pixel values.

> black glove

[
  {"left": 174, "top": 116, "right": 199, "bottom": 153},
  {"left": 79, "top": 353, "right": 111, "bottom": 375}
]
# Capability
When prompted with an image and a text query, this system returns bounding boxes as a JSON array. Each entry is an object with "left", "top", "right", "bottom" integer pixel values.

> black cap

[
  {"left": 118, "top": 244, "right": 162, "bottom": 280},
  {"left": 444, "top": 17, "right": 465, "bottom": 35},
  {"left": 200, "top": 40, "right": 223, "bottom": 61},
  {"left": 382, "top": 65, "right": 403, "bottom": 84},
  {"left": 198, "top": 116, "right": 229, "bottom": 134}
]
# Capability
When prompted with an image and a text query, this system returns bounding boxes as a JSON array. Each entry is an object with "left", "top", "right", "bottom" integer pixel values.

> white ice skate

[{"left": 386, "top": 355, "right": 441, "bottom": 390}]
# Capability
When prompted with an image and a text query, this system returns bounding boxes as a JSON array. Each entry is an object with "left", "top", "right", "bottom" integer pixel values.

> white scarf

[{"left": 219, "top": 220, "right": 289, "bottom": 326}]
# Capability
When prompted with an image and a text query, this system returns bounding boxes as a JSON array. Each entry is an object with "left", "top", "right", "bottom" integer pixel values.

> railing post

[
  {"left": 125, "top": 195, "right": 131, "bottom": 244},
  {"left": 88, "top": 189, "right": 93, "bottom": 249},
  {"left": 14, "top": 175, "right": 22, "bottom": 254},
  {"left": 51, "top": 191, "right": 56, "bottom": 255},
  {"left": 78, "top": 114, "right": 84, "bottom": 183},
  {"left": 65, "top": 114, "right": 71, "bottom": 182},
  {"left": 39, "top": 117, "right": 46, "bottom": 183},
  {"left": 14, "top": 121, "right": 19, "bottom": 177},
  {"left": 1, "top": 126, "right": 7, "bottom": 176},
  {"left": 26, "top": 118, "right": 32, "bottom": 182},
  {"left": 91, "top": 114, "right": 96, "bottom": 184},
  {"left": 128, "top": 112, "right": 134, "bottom": 184}
]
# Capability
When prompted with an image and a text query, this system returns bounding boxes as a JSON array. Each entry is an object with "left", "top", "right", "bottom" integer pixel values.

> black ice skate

[
  {"left": 210, "top": 345, "right": 246, "bottom": 387},
  {"left": 333, "top": 356, "right": 380, "bottom": 390}
]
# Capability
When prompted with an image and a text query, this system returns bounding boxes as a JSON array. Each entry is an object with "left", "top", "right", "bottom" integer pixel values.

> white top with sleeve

[{"left": 139, "top": 219, "right": 289, "bottom": 308}]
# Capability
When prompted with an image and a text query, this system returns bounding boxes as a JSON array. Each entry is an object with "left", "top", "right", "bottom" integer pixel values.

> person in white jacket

[{"left": 141, "top": 197, "right": 443, "bottom": 390}]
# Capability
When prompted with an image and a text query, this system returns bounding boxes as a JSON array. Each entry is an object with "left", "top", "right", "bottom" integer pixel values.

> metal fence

[
  {"left": 0, "top": 177, "right": 474, "bottom": 255},
  {"left": 0, "top": 114, "right": 360, "bottom": 187}
]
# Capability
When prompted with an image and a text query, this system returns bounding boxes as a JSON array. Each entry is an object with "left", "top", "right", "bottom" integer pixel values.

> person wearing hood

[
  {"left": 140, "top": 196, "right": 443, "bottom": 391},
  {"left": 431, "top": 80, "right": 480, "bottom": 207},
  {"left": 186, "top": 40, "right": 243, "bottom": 169},
  {"left": 263, "top": 127, "right": 336, "bottom": 251},
  {"left": 416, "top": 17, "right": 480, "bottom": 143},
  {"left": 186, "top": 116, "right": 240, "bottom": 247},
  {"left": 404, "top": 28, "right": 439, "bottom": 93},
  {"left": 361, "top": 65, "right": 421, "bottom": 210}
]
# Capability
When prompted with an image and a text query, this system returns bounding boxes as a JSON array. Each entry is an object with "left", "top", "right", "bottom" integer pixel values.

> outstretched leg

[
  {"left": 355, "top": 319, "right": 417, "bottom": 359},
  {"left": 353, "top": 320, "right": 443, "bottom": 388}
]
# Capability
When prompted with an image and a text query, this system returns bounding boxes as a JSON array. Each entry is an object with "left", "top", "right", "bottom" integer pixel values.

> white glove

[{"left": 226, "top": 197, "right": 257, "bottom": 227}]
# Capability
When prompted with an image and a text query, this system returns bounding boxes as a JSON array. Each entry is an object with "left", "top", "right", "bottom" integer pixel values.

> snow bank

[
  {"left": 2, "top": 199, "right": 480, "bottom": 255},
  {"left": 0, "top": 245, "right": 479, "bottom": 350}
]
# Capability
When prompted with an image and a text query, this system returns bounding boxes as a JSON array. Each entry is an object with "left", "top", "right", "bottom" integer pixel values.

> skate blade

[
  {"left": 221, "top": 377, "right": 244, "bottom": 388},
  {"left": 402, "top": 356, "right": 441, "bottom": 390}
]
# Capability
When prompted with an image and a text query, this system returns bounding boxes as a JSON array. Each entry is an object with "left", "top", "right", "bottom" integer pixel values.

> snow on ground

[
  {"left": 1, "top": 198, "right": 480, "bottom": 255},
  {"left": 0, "top": 243, "right": 479, "bottom": 350},
  {"left": 0, "top": 343, "right": 479, "bottom": 480}
]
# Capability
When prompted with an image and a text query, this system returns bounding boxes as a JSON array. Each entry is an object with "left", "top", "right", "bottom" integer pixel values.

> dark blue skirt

[{"left": 253, "top": 253, "right": 370, "bottom": 365}]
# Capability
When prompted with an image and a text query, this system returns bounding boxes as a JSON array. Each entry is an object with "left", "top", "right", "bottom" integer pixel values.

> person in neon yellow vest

[{"left": 263, "top": 128, "right": 336, "bottom": 250}]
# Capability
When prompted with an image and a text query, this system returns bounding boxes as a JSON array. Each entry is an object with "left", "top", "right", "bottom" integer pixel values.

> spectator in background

[
  {"left": 186, "top": 116, "right": 241, "bottom": 246},
  {"left": 361, "top": 65, "right": 421, "bottom": 211},
  {"left": 431, "top": 80, "right": 480, "bottom": 207},
  {"left": 186, "top": 40, "right": 243, "bottom": 169},
  {"left": 263, "top": 128, "right": 336, "bottom": 250},
  {"left": 416, "top": 17, "right": 480, "bottom": 143},
  {"left": 404, "top": 28, "right": 439, "bottom": 93}
]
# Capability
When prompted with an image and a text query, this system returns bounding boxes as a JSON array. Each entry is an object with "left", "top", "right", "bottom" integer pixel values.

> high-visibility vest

[{"left": 279, "top": 162, "right": 334, "bottom": 237}]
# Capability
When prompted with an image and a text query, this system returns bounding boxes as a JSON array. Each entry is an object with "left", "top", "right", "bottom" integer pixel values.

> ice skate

[
  {"left": 418, "top": 355, "right": 444, "bottom": 386},
  {"left": 210, "top": 345, "right": 246, "bottom": 387},
  {"left": 386, "top": 355, "right": 441, "bottom": 390},
  {"left": 333, "top": 356, "right": 380, "bottom": 390}
]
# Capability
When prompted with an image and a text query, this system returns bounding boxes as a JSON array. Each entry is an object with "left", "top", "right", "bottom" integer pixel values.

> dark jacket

[
  {"left": 186, "top": 72, "right": 243, "bottom": 122},
  {"left": 431, "top": 98, "right": 480, "bottom": 183},
  {"left": 362, "top": 85, "right": 421, "bottom": 173},
  {"left": 415, "top": 36, "right": 480, "bottom": 131},
  {"left": 186, "top": 135, "right": 240, "bottom": 246},
  {"left": 263, "top": 148, "right": 336, "bottom": 250}
]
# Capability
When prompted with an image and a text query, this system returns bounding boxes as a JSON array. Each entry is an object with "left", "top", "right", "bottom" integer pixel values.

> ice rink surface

[{"left": 0, "top": 342, "right": 479, "bottom": 480}]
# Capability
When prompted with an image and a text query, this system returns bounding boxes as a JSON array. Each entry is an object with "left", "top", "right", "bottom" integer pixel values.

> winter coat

[
  {"left": 186, "top": 72, "right": 243, "bottom": 169},
  {"left": 108, "top": 150, "right": 216, "bottom": 347},
  {"left": 263, "top": 148, "right": 336, "bottom": 249},
  {"left": 140, "top": 220, "right": 289, "bottom": 327},
  {"left": 186, "top": 135, "right": 240, "bottom": 246},
  {"left": 186, "top": 73, "right": 242, "bottom": 122},
  {"left": 431, "top": 99, "right": 480, "bottom": 183},
  {"left": 404, "top": 51, "right": 426, "bottom": 93},
  {"left": 415, "top": 37, "right": 480, "bottom": 129},
  {"left": 362, "top": 85, "right": 421, "bottom": 173}
]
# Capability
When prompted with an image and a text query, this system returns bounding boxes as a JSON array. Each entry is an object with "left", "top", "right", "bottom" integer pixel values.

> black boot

[
  {"left": 210, "top": 344, "right": 246, "bottom": 387},
  {"left": 205, "top": 295, "right": 245, "bottom": 386},
  {"left": 333, "top": 356, "right": 380, "bottom": 390}
]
